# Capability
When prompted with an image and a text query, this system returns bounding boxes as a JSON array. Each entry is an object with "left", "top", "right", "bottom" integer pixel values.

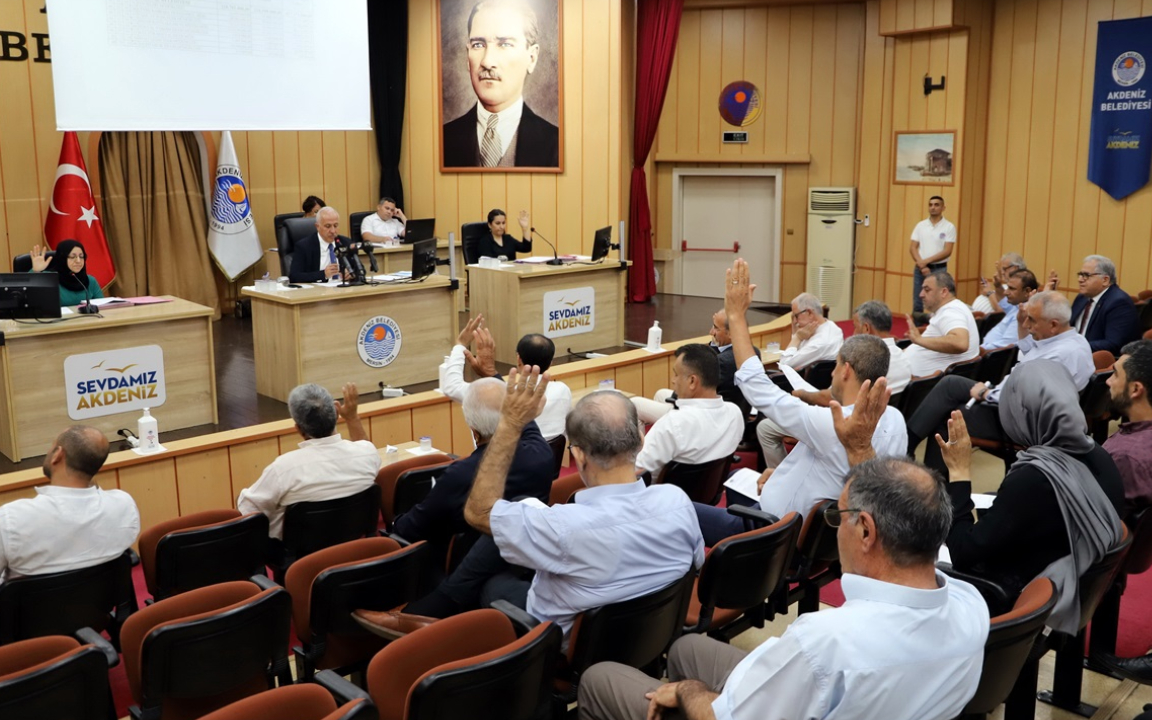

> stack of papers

[{"left": 723, "top": 468, "right": 763, "bottom": 501}]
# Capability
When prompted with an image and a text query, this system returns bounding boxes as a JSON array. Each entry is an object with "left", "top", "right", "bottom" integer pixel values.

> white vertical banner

[{"left": 207, "top": 131, "right": 263, "bottom": 281}]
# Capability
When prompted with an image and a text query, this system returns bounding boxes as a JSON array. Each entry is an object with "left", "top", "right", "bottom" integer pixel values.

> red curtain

[{"left": 628, "top": 0, "right": 684, "bottom": 302}]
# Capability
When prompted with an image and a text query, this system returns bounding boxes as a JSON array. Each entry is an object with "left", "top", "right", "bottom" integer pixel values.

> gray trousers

[
  {"left": 577, "top": 634, "right": 748, "bottom": 720},
  {"left": 756, "top": 415, "right": 791, "bottom": 469}
]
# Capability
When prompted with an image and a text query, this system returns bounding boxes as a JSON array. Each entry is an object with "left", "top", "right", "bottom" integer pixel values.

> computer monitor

[
  {"left": 591, "top": 226, "right": 613, "bottom": 262},
  {"left": 403, "top": 218, "right": 436, "bottom": 244},
  {"left": 0, "top": 272, "right": 62, "bottom": 319},
  {"left": 411, "top": 239, "right": 439, "bottom": 280}
]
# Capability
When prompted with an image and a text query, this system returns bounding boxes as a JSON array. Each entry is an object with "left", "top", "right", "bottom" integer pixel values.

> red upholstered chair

[
  {"left": 271, "top": 484, "right": 383, "bottom": 583},
  {"left": 285, "top": 537, "right": 428, "bottom": 681},
  {"left": 198, "top": 685, "right": 374, "bottom": 720},
  {"left": 0, "top": 631, "right": 120, "bottom": 720},
  {"left": 548, "top": 474, "right": 585, "bottom": 506},
  {"left": 138, "top": 510, "right": 269, "bottom": 601},
  {"left": 375, "top": 454, "right": 453, "bottom": 528},
  {"left": 956, "top": 578, "right": 1057, "bottom": 720},
  {"left": 684, "top": 511, "right": 801, "bottom": 640},
  {"left": 316, "top": 608, "right": 562, "bottom": 720},
  {"left": 121, "top": 578, "right": 292, "bottom": 720}
]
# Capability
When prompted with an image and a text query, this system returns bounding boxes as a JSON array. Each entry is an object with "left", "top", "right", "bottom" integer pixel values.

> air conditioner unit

[{"left": 806, "top": 187, "right": 856, "bottom": 321}]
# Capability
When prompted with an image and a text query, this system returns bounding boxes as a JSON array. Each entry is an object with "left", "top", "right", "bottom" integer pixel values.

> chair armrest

[
  {"left": 250, "top": 574, "right": 280, "bottom": 591},
  {"left": 74, "top": 627, "right": 120, "bottom": 667},
  {"left": 937, "top": 563, "right": 1014, "bottom": 615},
  {"left": 127, "top": 548, "right": 141, "bottom": 566},
  {"left": 727, "top": 504, "right": 778, "bottom": 528},
  {"left": 387, "top": 532, "right": 412, "bottom": 547},
  {"left": 491, "top": 600, "right": 540, "bottom": 636},
  {"left": 313, "top": 669, "right": 372, "bottom": 704}
]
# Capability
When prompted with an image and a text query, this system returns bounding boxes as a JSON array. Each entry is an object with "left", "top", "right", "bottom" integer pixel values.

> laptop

[{"left": 403, "top": 218, "right": 436, "bottom": 244}]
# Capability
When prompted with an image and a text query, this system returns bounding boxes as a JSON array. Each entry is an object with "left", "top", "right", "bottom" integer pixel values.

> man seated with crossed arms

[{"left": 634, "top": 343, "right": 745, "bottom": 480}]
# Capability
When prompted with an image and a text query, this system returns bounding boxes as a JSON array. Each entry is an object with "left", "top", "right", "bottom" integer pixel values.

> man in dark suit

[
  {"left": 288, "top": 207, "right": 354, "bottom": 283},
  {"left": 1068, "top": 254, "right": 1140, "bottom": 356},
  {"left": 391, "top": 377, "right": 553, "bottom": 555},
  {"left": 710, "top": 309, "right": 760, "bottom": 416},
  {"left": 442, "top": 0, "right": 559, "bottom": 168}
]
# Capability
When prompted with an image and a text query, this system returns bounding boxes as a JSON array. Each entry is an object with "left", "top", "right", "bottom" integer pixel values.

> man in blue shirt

[{"left": 981, "top": 269, "right": 1039, "bottom": 351}]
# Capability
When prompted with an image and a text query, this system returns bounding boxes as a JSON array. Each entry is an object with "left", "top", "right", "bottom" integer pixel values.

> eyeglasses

[
  {"left": 1077, "top": 272, "right": 1105, "bottom": 279},
  {"left": 823, "top": 506, "right": 863, "bottom": 528},
  {"left": 67, "top": 254, "right": 86, "bottom": 260}
]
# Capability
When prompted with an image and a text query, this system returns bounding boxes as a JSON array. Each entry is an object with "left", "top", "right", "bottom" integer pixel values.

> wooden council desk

[
  {"left": 468, "top": 261, "right": 629, "bottom": 365},
  {"left": 241, "top": 275, "right": 459, "bottom": 403},
  {"left": 0, "top": 297, "right": 217, "bottom": 462},
  {"left": 362, "top": 239, "right": 466, "bottom": 311}
]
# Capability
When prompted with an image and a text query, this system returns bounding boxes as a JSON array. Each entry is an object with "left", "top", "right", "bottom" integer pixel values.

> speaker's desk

[
  {"left": 362, "top": 239, "right": 466, "bottom": 312},
  {"left": 467, "top": 261, "right": 629, "bottom": 365},
  {"left": 0, "top": 297, "right": 217, "bottom": 462},
  {"left": 242, "top": 275, "right": 459, "bottom": 403}
]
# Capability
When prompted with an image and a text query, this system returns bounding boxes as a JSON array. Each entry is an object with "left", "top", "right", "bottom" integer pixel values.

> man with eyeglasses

[
  {"left": 1062, "top": 255, "right": 1140, "bottom": 356},
  {"left": 578, "top": 408, "right": 989, "bottom": 720},
  {"left": 778, "top": 292, "right": 843, "bottom": 372}
]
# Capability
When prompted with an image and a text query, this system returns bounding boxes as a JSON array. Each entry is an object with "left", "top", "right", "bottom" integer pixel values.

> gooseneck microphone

[
  {"left": 76, "top": 271, "right": 99, "bottom": 314},
  {"left": 531, "top": 227, "right": 564, "bottom": 266}
]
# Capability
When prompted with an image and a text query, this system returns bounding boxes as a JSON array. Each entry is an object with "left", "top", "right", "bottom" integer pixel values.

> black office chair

[
  {"left": 273, "top": 213, "right": 305, "bottom": 276},
  {"left": 975, "top": 345, "right": 1018, "bottom": 385},
  {"left": 280, "top": 216, "right": 319, "bottom": 278},
  {"left": 347, "top": 211, "right": 379, "bottom": 273},
  {"left": 0, "top": 549, "right": 138, "bottom": 650},
  {"left": 976, "top": 312, "right": 1006, "bottom": 341},
  {"left": 12, "top": 250, "right": 54, "bottom": 273},
  {"left": 0, "top": 631, "right": 120, "bottom": 720},
  {"left": 546, "top": 435, "right": 567, "bottom": 480},
  {"left": 802, "top": 360, "right": 837, "bottom": 390},
  {"left": 461, "top": 222, "right": 487, "bottom": 265},
  {"left": 271, "top": 485, "right": 383, "bottom": 583}
]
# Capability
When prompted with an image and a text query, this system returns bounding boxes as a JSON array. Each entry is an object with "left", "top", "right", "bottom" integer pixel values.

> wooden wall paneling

[
  {"left": 581, "top": 0, "right": 614, "bottom": 251},
  {"left": 614, "top": 362, "right": 645, "bottom": 395},
  {"left": 411, "top": 404, "right": 453, "bottom": 450},
  {"left": 934, "top": 0, "right": 953, "bottom": 26},
  {"left": 95, "top": 471, "right": 119, "bottom": 490},
  {"left": 530, "top": 175, "right": 557, "bottom": 249},
  {"left": 1022, "top": 4, "right": 1060, "bottom": 278},
  {"left": 244, "top": 132, "right": 278, "bottom": 245},
  {"left": 807, "top": 9, "right": 837, "bottom": 186},
  {"left": 408, "top": 6, "right": 438, "bottom": 220},
  {"left": 562, "top": 372, "right": 588, "bottom": 391},
  {"left": 0, "top": 0, "right": 42, "bottom": 256},
  {"left": 118, "top": 461, "right": 180, "bottom": 533},
  {"left": 654, "top": 165, "right": 674, "bottom": 250},
  {"left": 916, "top": 0, "right": 937, "bottom": 28},
  {"left": 554, "top": 0, "right": 585, "bottom": 251},
  {"left": 716, "top": 9, "right": 745, "bottom": 160},
  {"left": 832, "top": 4, "right": 864, "bottom": 188},
  {"left": 449, "top": 401, "right": 476, "bottom": 458},
  {"left": 370, "top": 410, "right": 415, "bottom": 448},
  {"left": 642, "top": 355, "right": 671, "bottom": 397},
  {"left": 321, "top": 132, "right": 350, "bottom": 218},
  {"left": 958, "top": 0, "right": 994, "bottom": 300},
  {"left": 298, "top": 132, "right": 325, "bottom": 206},
  {"left": 481, "top": 175, "right": 508, "bottom": 233},
  {"left": 676, "top": 13, "right": 702, "bottom": 155},
  {"left": 1001, "top": 0, "right": 1036, "bottom": 261},
  {"left": 742, "top": 8, "right": 770, "bottom": 157},
  {"left": 272, "top": 132, "right": 302, "bottom": 214},
  {"left": 854, "top": 2, "right": 885, "bottom": 305},
  {"left": 174, "top": 448, "right": 233, "bottom": 516},
  {"left": 763, "top": 8, "right": 791, "bottom": 157},
  {"left": 0, "top": 487, "right": 37, "bottom": 505},
  {"left": 896, "top": 0, "right": 916, "bottom": 32},
  {"left": 980, "top": 0, "right": 1014, "bottom": 273},
  {"left": 347, "top": 131, "right": 374, "bottom": 216},
  {"left": 228, "top": 437, "right": 281, "bottom": 501},
  {"left": 585, "top": 368, "right": 615, "bottom": 389},
  {"left": 458, "top": 176, "right": 484, "bottom": 236},
  {"left": 1044, "top": 0, "right": 1089, "bottom": 286}
]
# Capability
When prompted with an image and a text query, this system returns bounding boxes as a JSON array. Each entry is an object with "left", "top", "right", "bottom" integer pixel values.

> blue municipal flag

[{"left": 1087, "top": 17, "right": 1152, "bottom": 200}]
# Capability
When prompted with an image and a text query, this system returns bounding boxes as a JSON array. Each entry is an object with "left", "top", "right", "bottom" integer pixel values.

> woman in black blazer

[{"left": 477, "top": 208, "right": 532, "bottom": 260}]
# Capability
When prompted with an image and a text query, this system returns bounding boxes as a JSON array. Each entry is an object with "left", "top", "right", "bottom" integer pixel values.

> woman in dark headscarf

[
  {"left": 935, "top": 359, "right": 1124, "bottom": 631},
  {"left": 29, "top": 240, "right": 104, "bottom": 306}
]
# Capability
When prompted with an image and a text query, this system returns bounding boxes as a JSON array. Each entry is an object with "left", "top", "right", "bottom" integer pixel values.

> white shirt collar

[
  {"left": 1089, "top": 285, "right": 1109, "bottom": 302},
  {"left": 298, "top": 433, "right": 345, "bottom": 450},
  {"left": 476, "top": 98, "right": 524, "bottom": 158}
]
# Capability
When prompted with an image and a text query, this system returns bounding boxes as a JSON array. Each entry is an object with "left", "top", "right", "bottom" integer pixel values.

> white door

[{"left": 678, "top": 174, "right": 776, "bottom": 299}]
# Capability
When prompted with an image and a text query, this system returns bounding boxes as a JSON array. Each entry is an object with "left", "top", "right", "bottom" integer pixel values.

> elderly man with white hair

[
  {"left": 779, "top": 292, "right": 844, "bottom": 371},
  {"left": 905, "top": 291, "right": 1094, "bottom": 478},
  {"left": 238, "top": 382, "right": 381, "bottom": 539},
  {"left": 392, "top": 376, "right": 554, "bottom": 548}
]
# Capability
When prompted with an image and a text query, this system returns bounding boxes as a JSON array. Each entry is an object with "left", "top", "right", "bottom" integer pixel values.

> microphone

[
  {"left": 362, "top": 241, "right": 379, "bottom": 273},
  {"left": 531, "top": 227, "right": 564, "bottom": 266},
  {"left": 334, "top": 240, "right": 366, "bottom": 285},
  {"left": 76, "top": 271, "right": 99, "bottom": 314}
]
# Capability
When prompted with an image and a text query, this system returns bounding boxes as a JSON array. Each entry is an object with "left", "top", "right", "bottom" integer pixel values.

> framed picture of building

[
  {"left": 893, "top": 131, "right": 956, "bottom": 186},
  {"left": 437, "top": 0, "right": 564, "bottom": 173}
]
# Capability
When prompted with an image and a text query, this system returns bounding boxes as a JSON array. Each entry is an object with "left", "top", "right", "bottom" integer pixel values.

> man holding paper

[{"left": 694, "top": 260, "right": 907, "bottom": 546}]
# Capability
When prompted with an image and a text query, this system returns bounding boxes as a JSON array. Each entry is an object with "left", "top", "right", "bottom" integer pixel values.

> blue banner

[{"left": 1088, "top": 16, "right": 1152, "bottom": 201}]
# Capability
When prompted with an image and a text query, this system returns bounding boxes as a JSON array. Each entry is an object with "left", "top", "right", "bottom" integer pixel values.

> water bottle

[{"left": 647, "top": 321, "right": 663, "bottom": 351}]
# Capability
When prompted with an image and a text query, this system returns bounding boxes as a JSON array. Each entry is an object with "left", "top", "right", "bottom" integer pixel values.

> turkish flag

[{"left": 43, "top": 132, "right": 116, "bottom": 287}]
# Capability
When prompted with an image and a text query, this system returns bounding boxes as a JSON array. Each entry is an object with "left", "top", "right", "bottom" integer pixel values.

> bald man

[{"left": 0, "top": 426, "right": 139, "bottom": 583}]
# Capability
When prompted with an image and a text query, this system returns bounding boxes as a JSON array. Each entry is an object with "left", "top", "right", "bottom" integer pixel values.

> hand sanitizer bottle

[
  {"left": 138, "top": 408, "right": 159, "bottom": 452},
  {"left": 647, "top": 321, "right": 663, "bottom": 351},
  {"left": 438, "top": 356, "right": 450, "bottom": 391}
]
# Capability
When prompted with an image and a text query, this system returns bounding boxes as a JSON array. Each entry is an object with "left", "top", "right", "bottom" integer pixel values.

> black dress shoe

[{"left": 1095, "top": 653, "right": 1152, "bottom": 684}]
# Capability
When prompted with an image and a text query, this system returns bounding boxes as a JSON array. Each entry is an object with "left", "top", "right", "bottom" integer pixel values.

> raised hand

[
  {"left": 457, "top": 314, "right": 484, "bottom": 348},
  {"left": 30, "top": 245, "right": 50, "bottom": 272},
  {"left": 724, "top": 259, "right": 756, "bottom": 320},
  {"left": 501, "top": 365, "right": 549, "bottom": 430},
  {"left": 934, "top": 410, "right": 973, "bottom": 480},
  {"left": 830, "top": 378, "right": 890, "bottom": 467},
  {"left": 465, "top": 326, "right": 498, "bottom": 377}
]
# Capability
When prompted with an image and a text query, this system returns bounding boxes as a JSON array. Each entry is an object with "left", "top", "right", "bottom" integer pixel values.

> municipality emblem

[
  {"left": 210, "top": 167, "right": 253, "bottom": 235},
  {"left": 357, "top": 316, "right": 403, "bottom": 368},
  {"left": 1113, "top": 52, "right": 1146, "bottom": 87}
]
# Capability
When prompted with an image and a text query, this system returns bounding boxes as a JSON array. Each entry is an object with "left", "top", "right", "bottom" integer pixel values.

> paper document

[
  {"left": 124, "top": 296, "right": 171, "bottom": 305},
  {"left": 407, "top": 446, "right": 442, "bottom": 456},
  {"left": 780, "top": 364, "right": 817, "bottom": 393},
  {"left": 972, "top": 493, "right": 996, "bottom": 510},
  {"left": 516, "top": 256, "right": 561, "bottom": 264},
  {"left": 723, "top": 467, "right": 763, "bottom": 501}
]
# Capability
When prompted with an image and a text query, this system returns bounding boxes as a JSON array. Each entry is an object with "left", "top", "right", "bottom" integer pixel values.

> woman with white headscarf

[{"left": 935, "top": 360, "right": 1124, "bottom": 632}]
